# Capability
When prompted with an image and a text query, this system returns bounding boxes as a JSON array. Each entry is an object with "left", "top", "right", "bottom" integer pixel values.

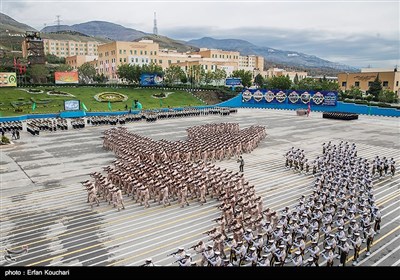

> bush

[{"left": 1, "top": 136, "right": 10, "bottom": 144}]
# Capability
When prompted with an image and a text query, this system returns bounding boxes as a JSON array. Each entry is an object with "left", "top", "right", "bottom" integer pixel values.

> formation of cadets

[
  {"left": 168, "top": 141, "right": 389, "bottom": 266},
  {"left": 1, "top": 121, "right": 23, "bottom": 140},
  {"left": 0, "top": 121, "right": 23, "bottom": 134},
  {"left": 87, "top": 114, "right": 140, "bottom": 126},
  {"left": 372, "top": 155, "right": 396, "bottom": 178},
  {"left": 82, "top": 123, "right": 266, "bottom": 214},
  {"left": 26, "top": 118, "right": 68, "bottom": 135},
  {"left": 71, "top": 118, "right": 86, "bottom": 129}
]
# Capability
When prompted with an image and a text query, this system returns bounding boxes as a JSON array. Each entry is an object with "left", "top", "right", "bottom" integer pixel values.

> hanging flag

[
  {"left": 32, "top": 102, "right": 36, "bottom": 112},
  {"left": 81, "top": 102, "right": 88, "bottom": 111},
  {"left": 13, "top": 57, "right": 17, "bottom": 67},
  {"left": 108, "top": 101, "right": 112, "bottom": 111}
]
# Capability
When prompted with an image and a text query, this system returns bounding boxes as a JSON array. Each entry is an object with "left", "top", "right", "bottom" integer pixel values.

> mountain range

[{"left": 1, "top": 12, "right": 358, "bottom": 74}]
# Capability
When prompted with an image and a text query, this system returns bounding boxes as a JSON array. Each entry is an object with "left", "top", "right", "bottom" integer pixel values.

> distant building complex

[{"left": 22, "top": 36, "right": 309, "bottom": 83}]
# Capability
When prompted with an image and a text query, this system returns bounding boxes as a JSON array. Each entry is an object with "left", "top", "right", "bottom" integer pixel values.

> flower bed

[
  {"left": 94, "top": 92, "right": 128, "bottom": 102},
  {"left": 151, "top": 92, "right": 173, "bottom": 99},
  {"left": 47, "top": 90, "right": 75, "bottom": 97}
]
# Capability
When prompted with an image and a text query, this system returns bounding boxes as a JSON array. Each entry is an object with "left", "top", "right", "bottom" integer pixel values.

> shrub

[{"left": 1, "top": 136, "right": 10, "bottom": 144}]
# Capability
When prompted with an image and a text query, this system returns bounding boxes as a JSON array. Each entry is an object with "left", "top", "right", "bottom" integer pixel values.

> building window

[
  {"left": 123, "top": 50, "right": 126, "bottom": 54},
  {"left": 134, "top": 50, "right": 137, "bottom": 55},
  {"left": 124, "top": 58, "right": 126, "bottom": 62},
  {"left": 342, "top": 82, "right": 347, "bottom": 87},
  {"left": 205, "top": 65, "right": 208, "bottom": 70},
  {"left": 159, "top": 59, "right": 162, "bottom": 63},
  {"left": 140, "top": 51, "right": 143, "bottom": 55},
  {"left": 146, "top": 58, "right": 148, "bottom": 63},
  {"left": 145, "top": 51, "right": 147, "bottom": 55},
  {"left": 150, "top": 51, "right": 153, "bottom": 55},
  {"left": 177, "top": 60, "right": 180, "bottom": 63},
  {"left": 168, "top": 60, "right": 171, "bottom": 65},
  {"left": 396, "top": 81, "right": 399, "bottom": 86},
  {"left": 154, "top": 51, "right": 157, "bottom": 55},
  {"left": 130, "top": 50, "right": 132, "bottom": 55},
  {"left": 368, "top": 81, "right": 373, "bottom": 87},
  {"left": 383, "top": 81, "right": 389, "bottom": 87},
  {"left": 355, "top": 81, "right": 360, "bottom": 87},
  {"left": 135, "top": 58, "right": 138, "bottom": 62},
  {"left": 119, "top": 50, "right": 122, "bottom": 54}
]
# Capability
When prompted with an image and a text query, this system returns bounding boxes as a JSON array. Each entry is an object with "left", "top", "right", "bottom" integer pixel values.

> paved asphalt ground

[{"left": 0, "top": 108, "right": 399, "bottom": 267}]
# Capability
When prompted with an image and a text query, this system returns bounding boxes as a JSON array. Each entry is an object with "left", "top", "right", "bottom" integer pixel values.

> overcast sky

[{"left": 1, "top": 0, "right": 399, "bottom": 68}]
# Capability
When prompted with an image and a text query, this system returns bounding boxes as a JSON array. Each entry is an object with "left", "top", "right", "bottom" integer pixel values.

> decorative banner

[
  {"left": 323, "top": 91, "right": 338, "bottom": 106},
  {"left": 253, "top": 90, "right": 263, "bottom": 102},
  {"left": 275, "top": 91, "right": 287, "bottom": 103},
  {"left": 300, "top": 92, "right": 311, "bottom": 104},
  {"left": 140, "top": 73, "right": 163, "bottom": 86},
  {"left": 288, "top": 91, "right": 300, "bottom": 104},
  {"left": 0, "top": 72, "right": 17, "bottom": 87},
  {"left": 265, "top": 90, "right": 275, "bottom": 103},
  {"left": 240, "top": 89, "right": 337, "bottom": 106},
  {"left": 55, "top": 72, "right": 79, "bottom": 84},
  {"left": 242, "top": 90, "right": 252, "bottom": 102},
  {"left": 312, "top": 91, "right": 324, "bottom": 105}
]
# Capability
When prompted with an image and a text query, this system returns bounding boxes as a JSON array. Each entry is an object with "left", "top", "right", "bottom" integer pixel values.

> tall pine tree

[{"left": 367, "top": 74, "right": 383, "bottom": 101}]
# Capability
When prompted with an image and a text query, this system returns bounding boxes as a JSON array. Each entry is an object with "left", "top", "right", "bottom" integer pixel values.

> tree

[
  {"left": 203, "top": 70, "right": 214, "bottom": 85},
  {"left": 293, "top": 73, "right": 299, "bottom": 85},
  {"left": 55, "top": 64, "right": 73, "bottom": 72},
  {"left": 45, "top": 54, "right": 65, "bottom": 64},
  {"left": 188, "top": 65, "right": 205, "bottom": 86},
  {"left": 378, "top": 90, "right": 398, "bottom": 103},
  {"left": 213, "top": 68, "right": 227, "bottom": 86},
  {"left": 94, "top": 73, "right": 108, "bottom": 83},
  {"left": 347, "top": 86, "right": 363, "bottom": 100},
  {"left": 367, "top": 74, "right": 383, "bottom": 101},
  {"left": 269, "top": 75, "right": 292, "bottom": 90},
  {"left": 164, "top": 65, "right": 185, "bottom": 85},
  {"left": 232, "top": 69, "right": 252, "bottom": 87},
  {"left": 117, "top": 64, "right": 141, "bottom": 84},
  {"left": 78, "top": 62, "right": 96, "bottom": 84},
  {"left": 29, "top": 64, "right": 49, "bottom": 84},
  {"left": 141, "top": 63, "right": 163, "bottom": 76},
  {"left": 254, "top": 74, "right": 265, "bottom": 87}
]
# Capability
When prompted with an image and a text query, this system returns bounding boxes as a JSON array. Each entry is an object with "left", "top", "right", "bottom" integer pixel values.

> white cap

[
  {"left": 146, "top": 258, "right": 152, "bottom": 262},
  {"left": 178, "top": 247, "right": 184, "bottom": 251}
]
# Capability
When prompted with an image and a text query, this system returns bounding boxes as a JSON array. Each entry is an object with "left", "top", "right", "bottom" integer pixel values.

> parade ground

[{"left": 0, "top": 108, "right": 399, "bottom": 267}]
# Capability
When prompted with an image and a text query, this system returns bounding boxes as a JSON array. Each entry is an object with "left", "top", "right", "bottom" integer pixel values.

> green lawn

[{"left": 0, "top": 87, "right": 206, "bottom": 116}]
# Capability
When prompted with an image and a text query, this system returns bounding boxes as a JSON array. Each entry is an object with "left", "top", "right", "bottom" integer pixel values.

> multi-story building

[
  {"left": 337, "top": 68, "right": 400, "bottom": 95},
  {"left": 157, "top": 49, "right": 202, "bottom": 69},
  {"left": 238, "top": 55, "right": 264, "bottom": 72},
  {"left": 92, "top": 42, "right": 266, "bottom": 81},
  {"left": 65, "top": 55, "right": 98, "bottom": 70},
  {"left": 39, "top": 39, "right": 99, "bottom": 57},
  {"left": 95, "top": 40, "right": 159, "bottom": 79}
]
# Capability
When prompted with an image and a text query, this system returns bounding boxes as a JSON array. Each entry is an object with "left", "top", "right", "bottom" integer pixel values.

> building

[
  {"left": 238, "top": 55, "right": 264, "bottom": 72},
  {"left": 92, "top": 42, "right": 265, "bottom": 81},
  {"left": 337, "top": 68, "right": 400, "bottom": 94},
  {"left": 256, "top": 68, "right": 308, "bottom": 82},
  {"left": 41, "top": 39, "right": 99, "bottom": 57},
  {"left": 65, "top": 55, "right": 98, "bottom": 70},
  {"left": 156, "top": 49, "right": 201, "bottom": 69},
  {"left": 173, "top": 60, "right": 238, "bottom": 77},
  {"left": 95, "top": 40, "right": 159, "bottom": 79}
]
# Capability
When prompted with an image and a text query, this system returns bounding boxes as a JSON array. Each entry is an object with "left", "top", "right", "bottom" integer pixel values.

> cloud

[{"left": 163, "top": 25, "right": 399, "bottom": 68}]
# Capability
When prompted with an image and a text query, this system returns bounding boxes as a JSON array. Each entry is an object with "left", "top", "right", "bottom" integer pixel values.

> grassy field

[{"left": 0, "top": 87, "right": 206, "bottom": 116}]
